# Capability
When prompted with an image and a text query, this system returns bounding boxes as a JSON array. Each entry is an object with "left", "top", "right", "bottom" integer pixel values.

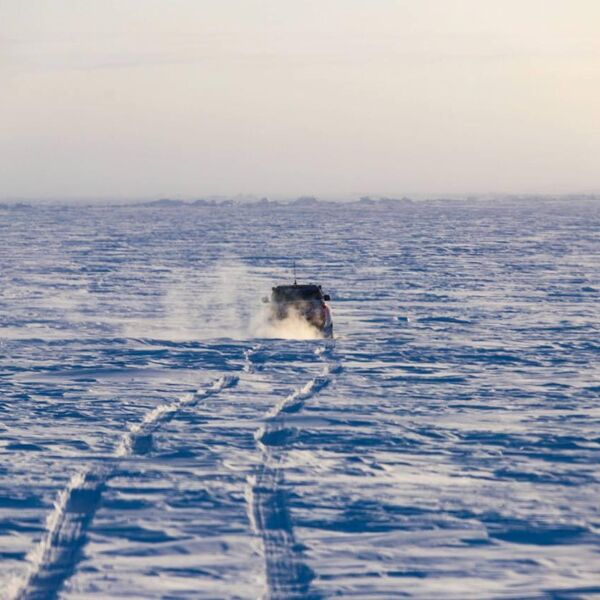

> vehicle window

[{"left": 273, "top": 286, "right": 321, "bottom": 301}]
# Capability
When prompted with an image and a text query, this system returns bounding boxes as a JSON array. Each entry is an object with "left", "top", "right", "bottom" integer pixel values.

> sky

[{"left": 2, "top": 0, "right": 600, "bottom": 199}]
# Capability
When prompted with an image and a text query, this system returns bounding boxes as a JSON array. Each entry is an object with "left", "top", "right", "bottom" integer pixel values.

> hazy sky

[{"left": 2, "top": 1, "right": 600, "bottom": 199}]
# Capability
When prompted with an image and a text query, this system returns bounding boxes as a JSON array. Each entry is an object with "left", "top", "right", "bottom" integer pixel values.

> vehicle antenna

[{"left": 293, "top": 260, "right": 297, "bottom": 285}]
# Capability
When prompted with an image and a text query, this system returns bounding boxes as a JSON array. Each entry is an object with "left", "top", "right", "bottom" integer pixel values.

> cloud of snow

[{"left": 121, "top": 260, "right": 324, "bottom": 341}]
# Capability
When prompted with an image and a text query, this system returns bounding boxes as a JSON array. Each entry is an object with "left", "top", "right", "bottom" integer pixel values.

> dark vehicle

[{"left": 264, "top": 283, "right": 333, "bottom": 337}]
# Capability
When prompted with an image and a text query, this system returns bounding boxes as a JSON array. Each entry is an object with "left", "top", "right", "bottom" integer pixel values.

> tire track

[
  {"left": 248, "top": 344, "right": 340, "bottom": 600},
  {"left": 243, "top": 343, "right": 263, "bottom": 374},
  {"left": 9, "top": 375, "right": 238, "bottom": 600}
]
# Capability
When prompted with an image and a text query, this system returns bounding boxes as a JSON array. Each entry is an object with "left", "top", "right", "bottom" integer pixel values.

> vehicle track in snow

[
  {"left": 8, "top": 375, "right": 238, "bottom": 600},
  {"left": 248, "top": 343, "right": 340, "bottom": 600}
]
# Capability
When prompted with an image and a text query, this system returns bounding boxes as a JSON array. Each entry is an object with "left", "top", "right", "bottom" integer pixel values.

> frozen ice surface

[{"left": 1, "top": 198, "right": 599, "bottom": 598}]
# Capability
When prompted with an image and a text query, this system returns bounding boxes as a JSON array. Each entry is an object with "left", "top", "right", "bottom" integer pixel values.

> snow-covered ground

[{"left": 1, "top": 199, "right": 599, "bottom": 598}]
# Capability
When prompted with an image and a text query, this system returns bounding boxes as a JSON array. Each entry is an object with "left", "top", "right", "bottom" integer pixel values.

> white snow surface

[{"left": 1, "top": 198, "right": 599, "bottom": 599}]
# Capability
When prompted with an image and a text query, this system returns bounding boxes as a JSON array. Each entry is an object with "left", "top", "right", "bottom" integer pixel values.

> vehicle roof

[
  {"left": 271, "top": 283, "right": 324, "bottom": 301},
  {"left": 272, "top": 284, "right": 321, "bottom": 291}
]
